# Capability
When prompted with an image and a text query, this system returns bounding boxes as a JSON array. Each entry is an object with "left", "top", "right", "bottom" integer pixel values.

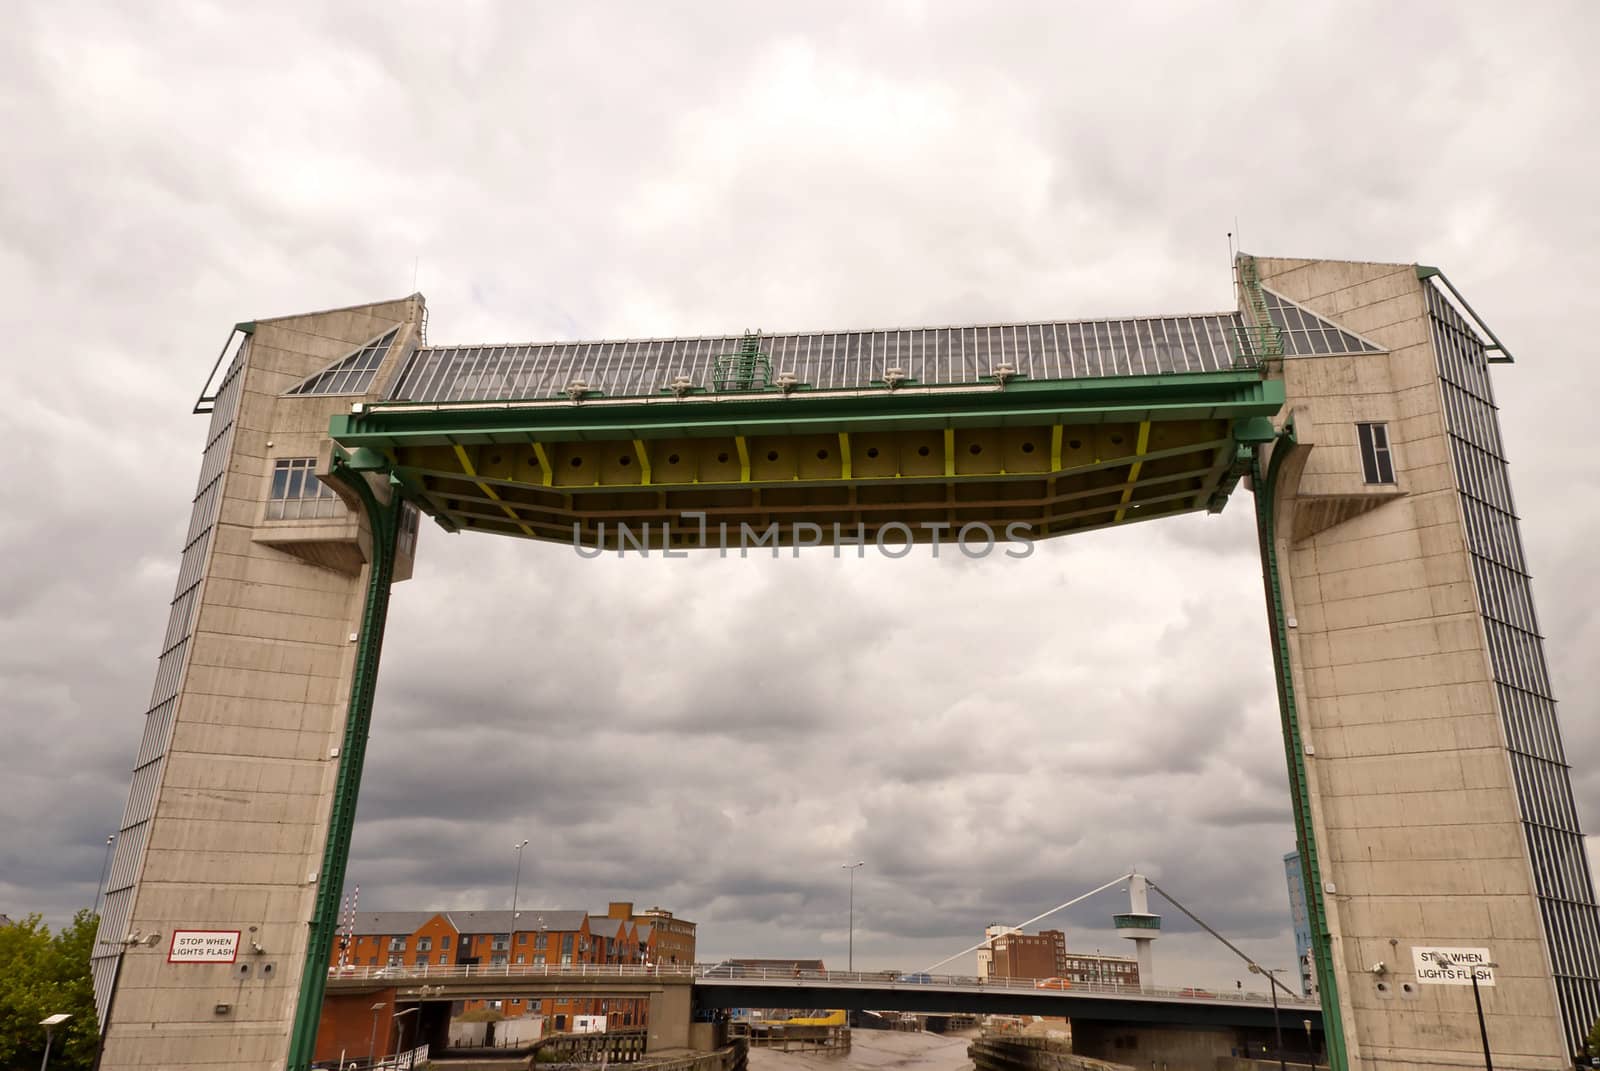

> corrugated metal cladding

[
  {"left": 1427, "top": 281, "right": 1600, "bottom": 1054},
  {"left": 90, "top": 336, "right": 250, "bottom": 1028},
  {"left": 385, "top": 313, "right": 1258, "bottom": 403}
]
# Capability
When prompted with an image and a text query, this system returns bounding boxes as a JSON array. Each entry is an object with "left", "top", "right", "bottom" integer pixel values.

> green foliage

[
  {"left": 1587, "top": 1014, "right": 1600, "bottom": 1056},
  {"left": 455, "top": 1007, "right": 505, "bottom": 1023},
  {"left": 0, "top": 911, "right": 101, "bottom": 1069}
]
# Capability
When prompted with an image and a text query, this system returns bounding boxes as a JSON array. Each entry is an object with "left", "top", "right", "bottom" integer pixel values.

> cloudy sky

[{"left": 3, "top": 2, "right": 1597, "bottom": 989}]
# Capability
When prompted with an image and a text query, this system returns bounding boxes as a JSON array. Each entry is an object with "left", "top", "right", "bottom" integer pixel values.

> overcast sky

[{"left": 3, "top": 2, "right": 1597, "bottom": 989}]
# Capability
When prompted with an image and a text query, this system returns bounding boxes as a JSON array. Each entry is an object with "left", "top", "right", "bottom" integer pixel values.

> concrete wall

[
  {"left": 1070, "top": 1021, "right": 1244, "bottom": 1070},
  {"left": 313, "top": 988, "right": 396, "bottom": 1065},
  {"left": 1259, "top": 257, "right": 1569, "bottom": 1071},
  {"left": 649, "top": 982, "right": 694, "bottom": 1051},
  {"left": 97, "top": 296, "right": 425, "bottom": 1070},
  {"left": 969, "top": 1034, "right": 1133, "bottom": 1071}
]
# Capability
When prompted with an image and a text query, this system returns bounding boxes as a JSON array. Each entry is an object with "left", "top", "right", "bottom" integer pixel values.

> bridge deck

[{"left": 324, "top": 964, "right": 1320, "bottom": 1032}]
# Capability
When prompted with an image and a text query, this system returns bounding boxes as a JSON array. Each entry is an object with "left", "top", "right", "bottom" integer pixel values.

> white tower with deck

[{"left": 1115, "top": 873, "right": 1161, "bottom": 991}]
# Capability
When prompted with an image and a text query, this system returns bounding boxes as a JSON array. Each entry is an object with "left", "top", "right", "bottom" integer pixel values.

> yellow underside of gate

[{"left": 386, "top": 418, "right": 1235, "bottom": 547}]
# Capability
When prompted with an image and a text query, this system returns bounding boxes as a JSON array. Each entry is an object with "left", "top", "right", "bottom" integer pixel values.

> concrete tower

[{"left": 1114, "top": 874, "right": 1161, "bottom": 990}]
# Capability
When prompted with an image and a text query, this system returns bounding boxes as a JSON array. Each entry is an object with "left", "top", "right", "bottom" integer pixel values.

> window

[
  {"left": 492, "top": 934, "right": 509, "bottom": 951},
  {"left": 388, "top": 954, "right": 402, "bottom": 967},
  {"left": 388, "top": 938, "right": 406, "bottom": 952},
  {"left": 516, "top": 954, "right": 525, "bottom": 964},
  {"left": 518, "top": 933, "right": 527, "bottom": 945},
  {"left": 397, "top": 500, "right": 420, "bottom": 560},
  {"left": 414, "top": 954, "right": 427, "bottom": 966},
  {"left": 441, "top": 936, "right": 451, "bottom": 950},
  {"left": 491, "top": 953, "right": 508, "bottom": 966},
  {"left": 439, "top": 954, "right": 447, "bottom": 965},
  {"left": 417, "top": 937, "right": 432, "bottom": 952},
  {"left": 535, "top": 933, "right": 548, "bottom": 950},
  {"left": 561, "top": 934, "right": 574, "bottom": 957},
  {"left": 534, "top": 954, "right": 545, "bottom": 967},
  {"left": 287, "top": 327, "right": 398, "bottom": 396},
  {"left": 1357, "top": 422, "right": 1396, "bottom": 484},
  {"left": 267, "top": 458, "right": 343, "bottom": 520}
]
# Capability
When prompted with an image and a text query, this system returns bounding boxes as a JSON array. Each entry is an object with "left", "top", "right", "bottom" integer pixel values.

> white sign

[
  {"left": 168, "top": 930, "right": 241, "bottom": 963},
  {"left": 1412, "top": 946, "right": 1495, "bottom": 985}
]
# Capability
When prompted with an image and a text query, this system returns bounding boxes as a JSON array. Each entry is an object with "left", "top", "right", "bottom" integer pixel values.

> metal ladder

[
  {"left": 714, "top": 330, "right": 773, "bottom": 391},
  {"left": 1233, "top": 255, "right": 1284, "bottom": 366}
]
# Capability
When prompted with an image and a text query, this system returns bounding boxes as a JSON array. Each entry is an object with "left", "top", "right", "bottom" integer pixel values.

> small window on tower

[
  {"left": 1356, "top": 422, "right": 1396, "bottom": 484},
  {"left": 266, "top": 458, "right": 343, "bottom": 520}
]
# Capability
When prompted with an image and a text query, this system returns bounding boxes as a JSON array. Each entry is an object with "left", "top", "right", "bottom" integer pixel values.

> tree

[
  {"left": 0, "top": 911, "right": 101, "bottom": 1069},
  {"left": 1587, "top": 1013, "right": 1600, "bottom": 1059}
]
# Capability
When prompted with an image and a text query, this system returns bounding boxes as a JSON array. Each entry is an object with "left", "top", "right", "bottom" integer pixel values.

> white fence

[{"left": 324, "top": 960, "right": 1314, "bottom": 1008}]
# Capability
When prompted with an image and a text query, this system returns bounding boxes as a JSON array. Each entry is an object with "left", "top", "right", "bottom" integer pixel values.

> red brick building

[
  {"left": 325, "top": 900, "right": 694, "bottom": 1031},
  {"left": 983, "top": 927, "right": 1140, "bottom": 988},
  {"left": 990, "top": 929, "right": 1068, "bottom": 980}
]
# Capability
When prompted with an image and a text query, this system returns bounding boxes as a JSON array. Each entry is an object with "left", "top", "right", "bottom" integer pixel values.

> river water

[{"left": 747, "top": 1029, "right": 976, "bottom": 1071}]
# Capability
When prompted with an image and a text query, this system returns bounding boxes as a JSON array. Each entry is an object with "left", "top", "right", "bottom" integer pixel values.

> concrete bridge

[{"left": 323, "top": 962, "right": 1323, "bottom": 1052}]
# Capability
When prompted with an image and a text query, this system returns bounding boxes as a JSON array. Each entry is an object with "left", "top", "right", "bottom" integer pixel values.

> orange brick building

[{"left": 326, "top": 901, "right": 694, "bottom": 1031}]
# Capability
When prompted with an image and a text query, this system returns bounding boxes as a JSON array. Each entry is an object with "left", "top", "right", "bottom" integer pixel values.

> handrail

[{"left": 323, "top": 961, "right": 1317, "bottom": 1007}]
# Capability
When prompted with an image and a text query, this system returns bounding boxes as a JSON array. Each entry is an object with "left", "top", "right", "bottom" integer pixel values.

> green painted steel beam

[
  {"left": 1252, "top": 429, "right": 1349, "bottom": 1071},
  {"left": 331, "top": 372, "right": 1283, "bottom": 448},
  {"left": 285, "top": 462, "right": 403, "bottom": 1070},
  {"left": 1416, "top": 265, "right": 1514, "bottom": 364}
]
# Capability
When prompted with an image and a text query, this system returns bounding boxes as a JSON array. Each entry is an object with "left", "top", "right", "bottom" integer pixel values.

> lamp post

[
  {"left": 39, "top": 1013, "right": 70, "bottom": 1071},
  {"left": 511, "top": 839, "right": 530, "bottom": 926},
  {"left": 842, "top": 861, "right": 865, "bottom": 973},
  {"left": 368, "top": 1002, "right": 386, "bottom": 1068},
  {"left": 1249, "top": 964, "right": 1287, "bottom": 1071},
  {"left": 92, "top": 835, "right": 114, "bottom": 919},
  {"left": 1435, "top": 954, "right": 1498, "bottom": 1071},
  {"left": 393, "top": 1007, "right": 420, "bottom": 1063}
]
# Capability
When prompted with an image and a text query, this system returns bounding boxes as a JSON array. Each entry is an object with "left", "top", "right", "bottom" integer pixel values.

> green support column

[
  {"left": 285, "top": 459, "right": 403, "bottom": 1070},
  {"left": 1251, "top": 432, "right": 1349, "bottom": 1071}
]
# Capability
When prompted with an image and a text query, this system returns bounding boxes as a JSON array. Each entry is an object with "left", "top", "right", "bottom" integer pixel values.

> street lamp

[
  {"left": 92, "top": 835, "right": 114, "bottom": 919},
  {"left": 40, "top": 1013, "right": 70, "bottom": 1071},
  {"left": 1434, "top": 954, "right": 1498, "bottom": 1071},
  {"left": 842, "top": 861, "right": 865, "bottom": 974},
  {"left": 1249, "top": 964, "right": 1287, "bottom": 1071},
  {"left": 393, "top": 1007, "right": 421, "bottom": 1061},
  {"left": 368, "top": 1002, "right": 386, "bottom": 1069},
  {"left": 511, "top": 839, "right": 530, "bottom": 932}
]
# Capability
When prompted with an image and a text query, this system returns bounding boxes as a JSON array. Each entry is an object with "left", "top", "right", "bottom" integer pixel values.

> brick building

[
  {"left": 325, "top": 900, "right": 693, "bottom": 1031},
  {"left": 632, "top": 905, "right": 696, "bottom": 967},
  {"left": 1059, "top": 951, "right": 1139, "bottom": 988},
  {"left": 980, "top": 929, "right": 1139, "bottom": 988},
  {"left": 989, "top": 929, "right": 1067, "bottom": 980}
]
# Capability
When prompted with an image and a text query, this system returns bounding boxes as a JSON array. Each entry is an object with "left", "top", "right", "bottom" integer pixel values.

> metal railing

[
  {"left": 693, "top": 965, "right": 1317, "bottom": 1006},
  {"left": 328, "top": 962, "right": 695, "bottom": 981},
  {"left": 326, "top": 960, "right": 1317, "bottom": 1007}
]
